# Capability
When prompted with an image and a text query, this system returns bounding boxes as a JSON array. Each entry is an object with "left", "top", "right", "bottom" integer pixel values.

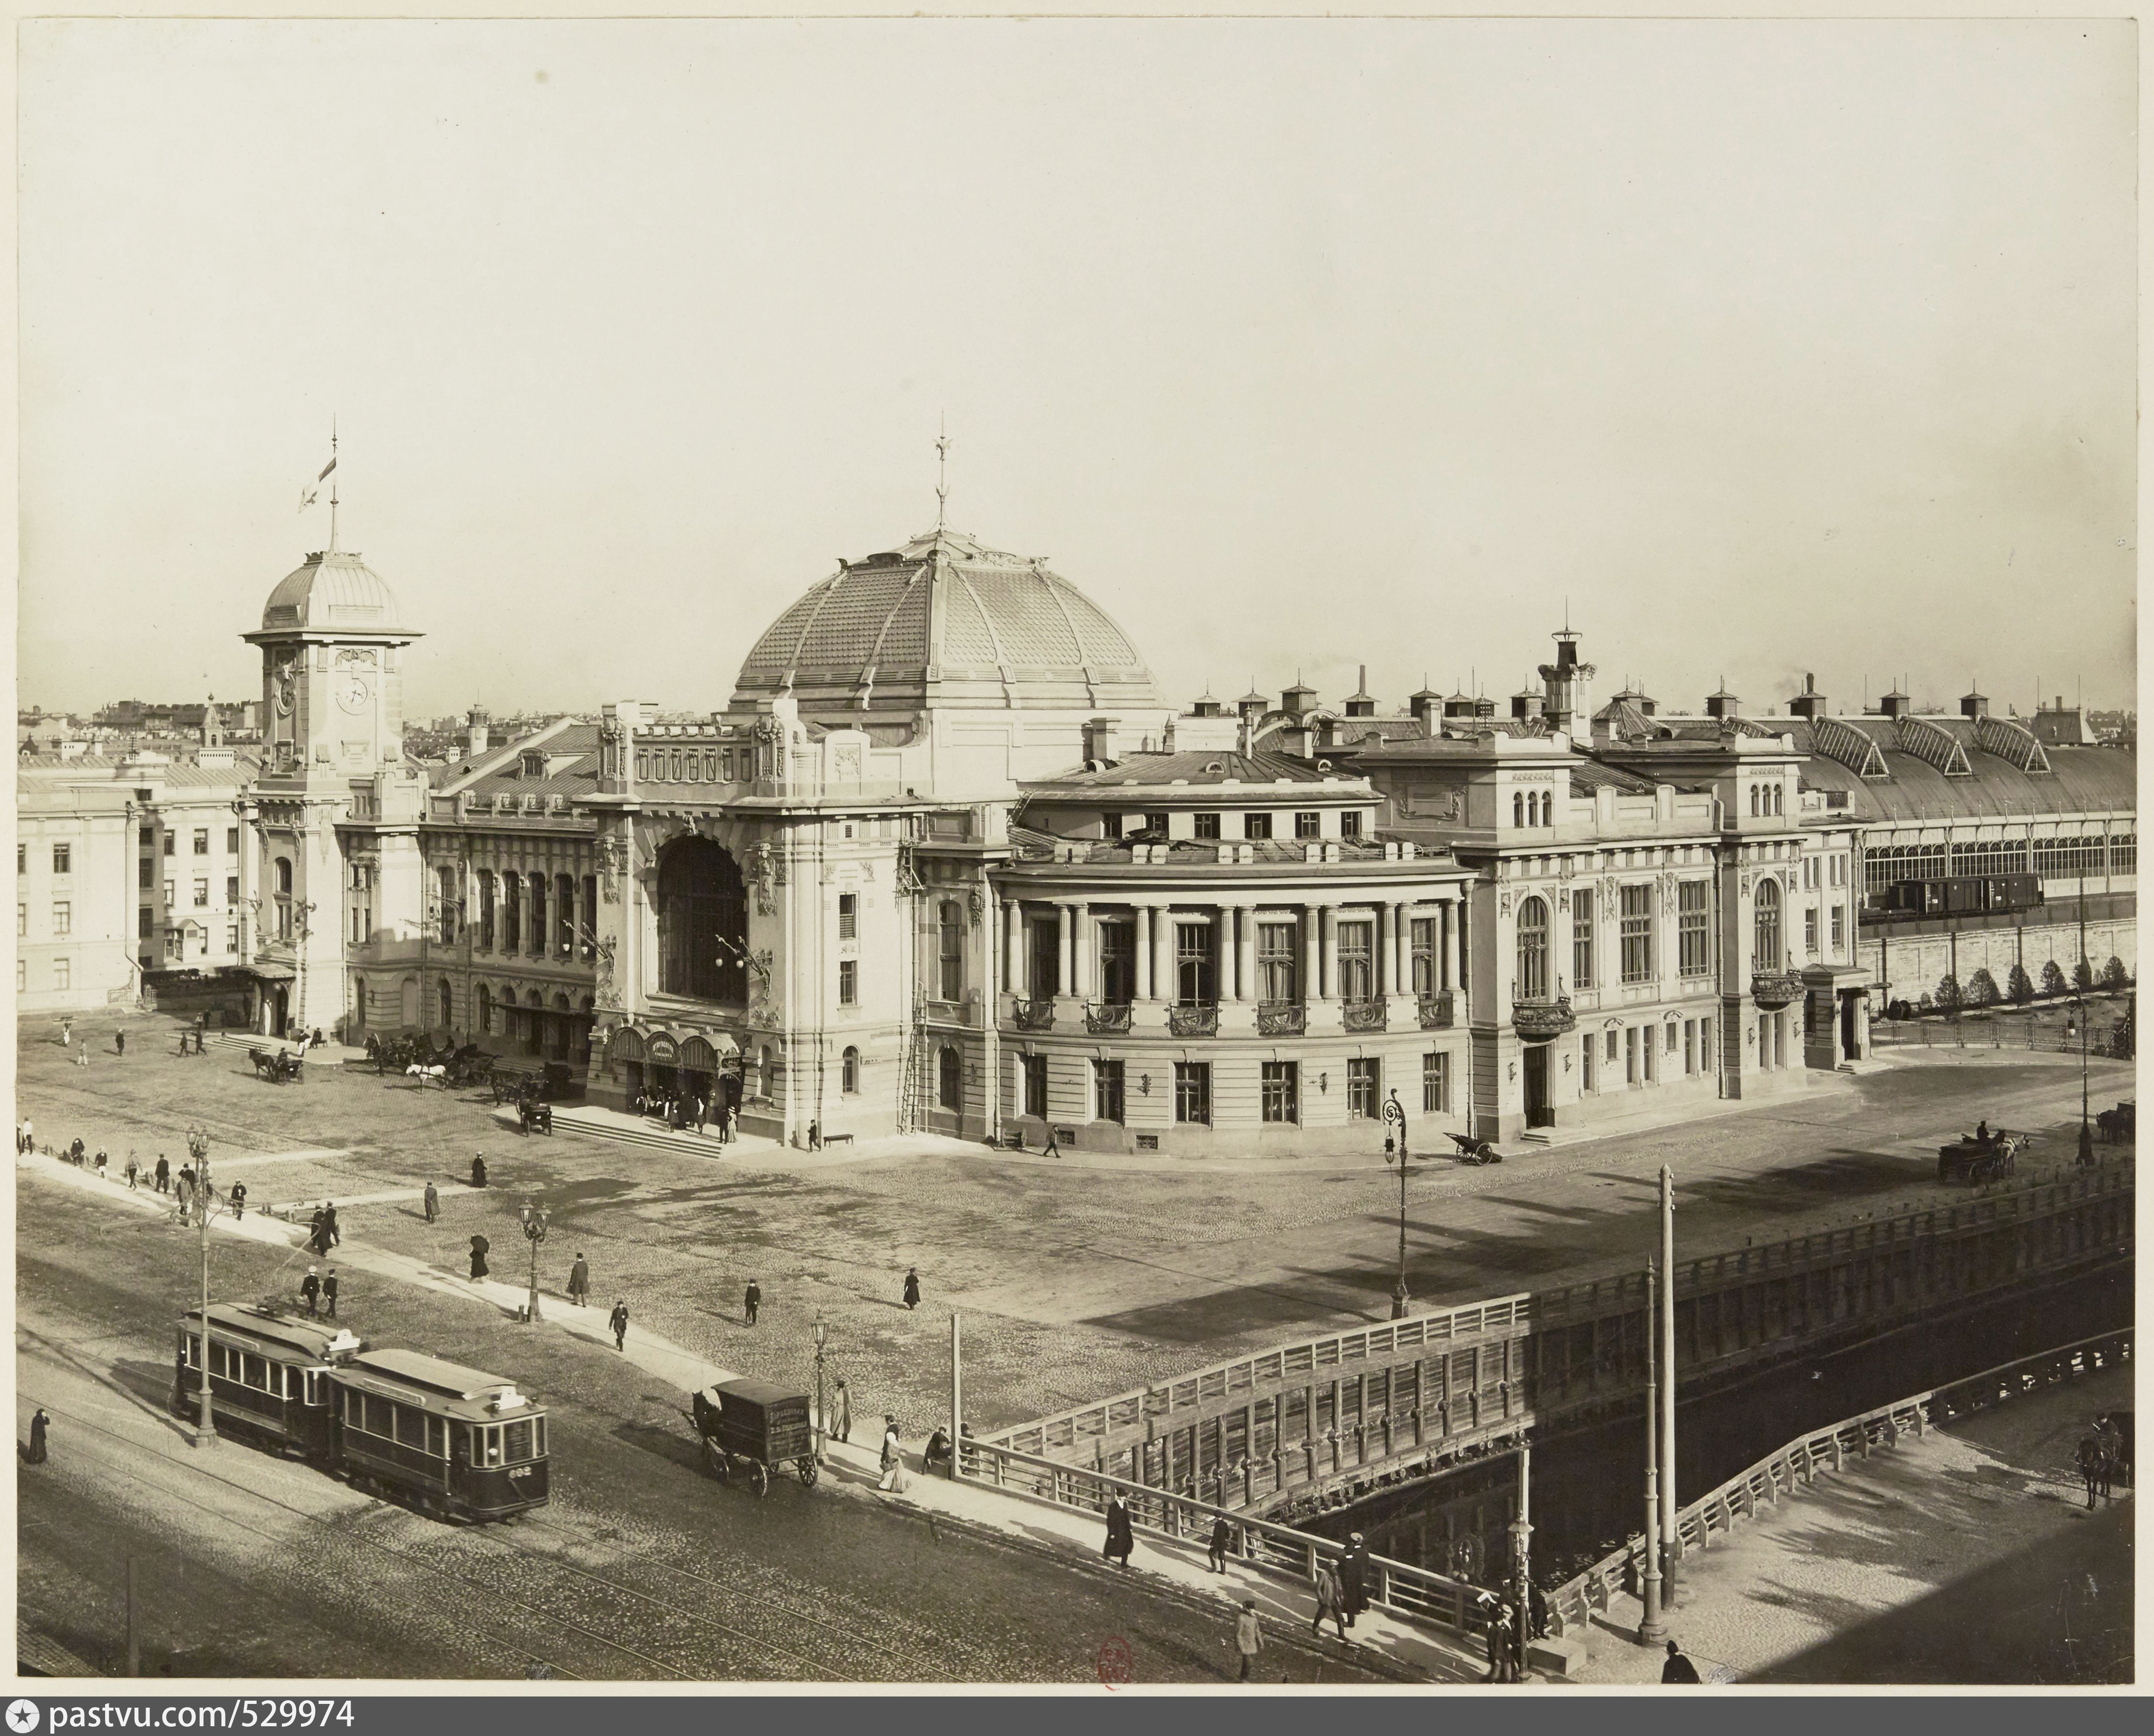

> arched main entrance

[{"left": 656, "top": 838, "right": 749, "bottom": 1002}]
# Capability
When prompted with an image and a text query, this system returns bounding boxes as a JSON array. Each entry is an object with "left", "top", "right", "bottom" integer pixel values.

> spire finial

[{"left": 935, "top": 414, "right": 949, "bottom": 534}]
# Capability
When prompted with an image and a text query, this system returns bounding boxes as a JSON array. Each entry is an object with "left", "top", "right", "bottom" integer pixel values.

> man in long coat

[
  {"left": 27, "top": 1408, "right": 49, "bottom": 1464},
  {"left": 568, "top": 1253, "right": 590, "bottom": 1306},
  {"left": 301, "top": 1267, "right": 322, "bottom": 1315},
  {"left": 154, "top": 1155, "right": 169, "bottom": 1193},
  {"left": 323, "top": 1269, "right": 340, "bottom": 1319},
  {"left": 423, "top": 1181, "right": 439, "bottom": 1223},
  {"left": 1338, "top": 1533, "right": 1372, "bottom": 1629},
  {"left": 610, "top": 1300, "right": 630, "bottom": 1350},
  {"left": 832, "top": 1379, "right": 852, "bottom": 1444},
  {"left": 1102, "top": 1492, "right": 1135, "bottom": 1567},
  {"left": 902, "top": 1268, "right": 921, "bottom": 1310}
]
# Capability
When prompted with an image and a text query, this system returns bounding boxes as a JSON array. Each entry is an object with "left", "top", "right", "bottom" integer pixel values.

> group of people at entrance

[{"left": 636, "top": 1086, "right": 738, "bottom": 1143}]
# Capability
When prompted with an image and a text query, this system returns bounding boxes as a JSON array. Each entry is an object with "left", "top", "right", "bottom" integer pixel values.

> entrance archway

[{"left": 656, "top": 838, "right": 749, "bottom": 1002}]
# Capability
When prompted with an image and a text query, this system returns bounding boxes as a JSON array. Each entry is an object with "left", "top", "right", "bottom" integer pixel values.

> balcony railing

[
  {"left": 1751, "top": 970, "right": 1804, "bottom": 1010},
  {"left": 927, "top": 998, "right": 975, "bottom": 1027},
  {"left": 1417, "top": 991, "right": 1455, "bottom": 1030},
  {"left": 1167, "top": 1003, "right": 1220, "bottom": 1037},
  {"left": 1012, "top": 998, "right": 1056, "bottom": 1032},
  {"left": 1512, "top": 996, "right": 1576, "bottom": 1042},
  {"left": 1257, "top": 1002, "right": 1306, "bottom": 1036},
  {"left": 1084, "top": 1002, "right": 1133, "bottom": 1035},
  {"left": 1342, "top": 998, "right": 1388, "bottom": 1032}
]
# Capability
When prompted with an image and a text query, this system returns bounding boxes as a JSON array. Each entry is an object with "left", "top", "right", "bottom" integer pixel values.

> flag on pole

[{"left": 318, "top": 456, "right": 337, "bottom": 482}]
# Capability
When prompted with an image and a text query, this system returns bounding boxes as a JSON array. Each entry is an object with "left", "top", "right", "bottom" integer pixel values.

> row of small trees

[{"left": 1926, "top": 956, "right": 2132, "bottom": 1015}]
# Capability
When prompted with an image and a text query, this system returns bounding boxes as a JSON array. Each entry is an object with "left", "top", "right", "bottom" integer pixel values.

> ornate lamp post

[
  {"left": 813, "top": 1314, "right": 829, "bottom": 1464},
  {"left": 186, "top": 1124, "right": 216, "bottom": 1446},
  {"left": 1510, "top": 1438, "right": 1534, "bottom": 1679},
  {"left": 2074, "top": 991, "right": 2094, "bottom": 1166},
  {"left": 1381, "top": 1089, "right": 1419, "bottom": 1319},
  {"left": 520, "top": 1201, "right": 549, "bottom": 1323}
]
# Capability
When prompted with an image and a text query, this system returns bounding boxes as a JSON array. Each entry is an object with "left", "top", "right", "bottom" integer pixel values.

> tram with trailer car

[
  {"left": 1872, "top": 874, "right": 2043, "bottom": 921},
  {"left": 171, "top": 1305, "right": 365, "bottom": 1458},
  {"left": 328, "top": 1348, "right": 550, "bottom": 1521}
]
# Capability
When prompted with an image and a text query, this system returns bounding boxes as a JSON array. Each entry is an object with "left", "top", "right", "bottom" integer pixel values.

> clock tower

[{"left": 240, "top": 541, "right": 423, "bottom": 1037}]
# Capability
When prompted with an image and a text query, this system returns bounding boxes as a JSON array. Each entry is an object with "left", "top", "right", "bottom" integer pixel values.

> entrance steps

[{"left": 540, "top": 1103, "right": 776, "bottom": 1159}]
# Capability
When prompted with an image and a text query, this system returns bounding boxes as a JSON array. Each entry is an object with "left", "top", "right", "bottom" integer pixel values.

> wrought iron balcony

[
  {"left": 1512, "top": 997, "right": 1576, "bottom": 1042},
  {"left": 1343, "top": 998, "right": 1388, "bottom": 1032},
  {"left": 1751, "top": 970, "right": 1803, "bottom": 1010},
  {"left": 1167, "top": 1003, "right": 1220, "bottom": 1037},
  {"left": 1011, "top": 998, "right": 1056, "bottom": 1032},
  {"left": 1084, "top": 1002, "right": 1133, "bottom": 1035},
  {"left": 1418, "top": 991, "right": 1456, "bottom": 1030},
  {"left": 1257, "top": 1001, "right": 1306, "bottom": 1036}
]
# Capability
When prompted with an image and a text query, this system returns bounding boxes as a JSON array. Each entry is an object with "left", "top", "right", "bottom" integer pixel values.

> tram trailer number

[{"left": 509, "top": 1464, "right": 534, "bottom": 1480}]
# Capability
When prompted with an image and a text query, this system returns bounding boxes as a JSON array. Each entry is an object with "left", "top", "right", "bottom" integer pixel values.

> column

[
  {"left": 1072, "top": 902, "right": 1093, "bottom": 1000},
  {"left": 1444, "top": 898, "right": 1463, "bottom": 996},
  {"left": 1235, "top": 905, "right": 1257, "bottom": 1004},
  {"left": 1056, "top": 903, "right": 1075, "bottom": 999},
  {"left": 1220, "top": 907, "right": 1242, "bottom": 1002},
  {"left": 1135, "top": 904, "right": 1155, "bottom": 1002},
  {"left": 1301, "top": 904, "right": 1320, "bottom": 1005},
  {"left": 1153, "top": 904, "right": 1174, "bottom": 1004},
  {"left": 1380, "top": 901, "right": 1400, "bottom": 998},
  {"left": 1319, "top": 904, "right": 1339, "bottom": 1000},
  {"left": 1004, "top": 900, "right": 1023, "bottom": 995}
]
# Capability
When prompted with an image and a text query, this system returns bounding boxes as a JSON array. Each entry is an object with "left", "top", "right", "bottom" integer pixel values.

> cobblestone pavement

[
  {"left": 16, "top": 1009, "right": 2133, "bottom": 1437},
  {"left": 1570, "top": 1364, "right": 2134, "bottom": 1684}
]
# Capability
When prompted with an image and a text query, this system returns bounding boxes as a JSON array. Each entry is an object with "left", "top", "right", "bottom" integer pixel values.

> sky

[{"left": 17, "top": 16, "right": 2138, "bottom": 722}]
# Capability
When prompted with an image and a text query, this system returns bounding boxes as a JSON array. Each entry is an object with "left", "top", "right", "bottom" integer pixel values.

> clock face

[{"left": 336, "top": 675, "right": 371, "bottom": 716}]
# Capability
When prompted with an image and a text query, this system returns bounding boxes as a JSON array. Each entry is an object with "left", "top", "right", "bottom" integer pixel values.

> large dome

[
  {"left": 734, "top": 528, "right": 1158, "bottom": 713},
  {"left": 260, "top": 549, "right": 403, "bottom": 632}
]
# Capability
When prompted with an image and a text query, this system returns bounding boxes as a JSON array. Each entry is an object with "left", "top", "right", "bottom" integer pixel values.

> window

[
  {"left": 1257, "top": 922, "right": 1298, "bottom": 1003},
  {"left": 162, "top": 835, "right": 174, "bottom": 858},
  {"left": 1243, "top": 812, "right": 1273, "bottom": 841},
  {"left": 1643, "top": 1026, "right": 1656, "bottom": 1082},
  {"left": 1683, "top": 1019, "right": 1697, "bottom": 1075},
  {"left": 1619, "top": 884, "right": 1654, "bottom": 984},
  {"left": 1571, "top": 889, "right": 1595, "bottom": 991},
  {"left": 1098, "top": 920, "right": 1136, "bottom": 1004},
  {"left": 226, "top": 826, "right": 240, "bottom": 854},
  {"left": 52, "top": 845, "right": 71, "bottom": 875},
  {"left": 1514, "top": 793, "right": 1525, "bottom": 828},
  {"left": 1143, "top": 812, "right": 1169, "bottom": 836},
  {"left": 140, "top": 857, "right": 153, "bottom": 890},
  {"left": 937, "top": 1046, "right": 961, "bottom": 1110},
  {"left": 2034, "top": 836, "right": 2109, "bottom": 879},
  {"left": 476, "top": 872, "right": 496, "bottom": 950},
  {"left": 15, "top": 843, "right": 23, "bottom": 874},
  {"left": 1095, "top": 1058, "right": 1126, "bottom": 1124},
  {"left": 1102, "top": 812, "right": 1124, "bottom": 841},
  {"left": 50, "top": 901, "right": 70, "bottom": 936},
  {"left": 1261, "top": 1061, "right": 1299, "bottom": 1123},
  {"left": 838, "top": 959, "right": 858, "bottom": 1006},
  {"left": 528, "top": 873, "right": 546, "bottom": 953},
  {"left": 53, "top": 958, "right": 70, "bottom": 991},
  {"left": 1667, "top": 1022, "right": 1679, "bottom": 1055},
  {"left": 1774, "top": 785, "right": 1784, "bottom": 816},
  {"left": 14, "top": 904, "right": 22, "bottom": 937},
  {"left": 937, "top": 902, "right": 963, "bottom": 1001},
  {"left": 2112, "top": 834, "right": 2137, "bottom": 875},
  {"left": 502, "top": 873, "right": 520, "bottom": 951},
  {"left": 1347, "top": 1057, "right": 1380, "bottom": 1120},
  {"left": 225, "top": 875, "right": 239, "bottom": 905},
  {"left": 1700, "top": 1016, "right": 1715, "bottom": 1069},
  {"left": 225, "top": 924, "right": 239, "bottom": 954},
  {"left": 1422, "top": 1051, "right": 1450, "bottom": 1114},
  {"left": 557, "top": 874, "right": 576, "bottom": 954},
  {"left": 1175, "top": 921, "right": 1216, "bottom": 1005},
  {"left": 164, "top": 880, "right": 175, "bottom": 910},
  {"left": 477, "top": 985, "right": 493, "bottom": 1035},
  {"left": 1753, "top": 878, "right": 1782, "bottom": 970},
  {"left": 193, "top": 879, "right": 209, "bottom": 908},
  {"left": 1606, "top": 1029, "right": 1619, "bottom": 1063},
  {"left": 1516, "top": 896, "right": 1549, "bottom": 1000},
  {"left": 1193, "top": 812, "right": 1221, "bottom": 840},
  {"left": 1022, "top": 1054, "right": 1048, "bottom": 1119},
  {"left": 1626, "top": 1026, "right": 1639, "bottom": 1084},
  {"left": 275, "top": 857, "right": 294, "bottom": 939},
  {"left": 839, "top": 893, "right": 859, "bottom": 941},
  {"left": 1173, "top": 1062, "right": 1212, "bottom": 1125},
  {"left": 1410, "top": 918, "right": 1437, "bottom": 998},
  {"left": 139, "top": 909, "right": 152, "bottom": 938},
  {"left": 1581, "top": 1034, "right": 1595, "bottom": 1091},
  {"left": 1678, "top": 882, "right": 1710, "bottom": 977},
  {"left": 1339, "top": 812, "right": 1363, "bottom": 839},
  {"left": 1295, "top": 812, "right": 1321, "bottom": 839},
  {"left": 1830, "top": 907, "right": 1845, "bottom": 953},
  {"left": 1337, "top": 919, "right": 1374, "bottom": 1002},
  {"left": 193, "top": 829, "right": 209, "bottom": 856},
  {"left": 1804, "top": 907, "right": 1819, "bottom": 957}
]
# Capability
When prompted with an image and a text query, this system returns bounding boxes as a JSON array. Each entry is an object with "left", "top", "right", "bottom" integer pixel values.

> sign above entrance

[{"left": 646, "top": 1033, "right": 680, "bottom": 1064}]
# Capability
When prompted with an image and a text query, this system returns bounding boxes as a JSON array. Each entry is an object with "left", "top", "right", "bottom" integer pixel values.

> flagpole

[{"left": 328, "top": 418, "right": 339, "bottom": 551}]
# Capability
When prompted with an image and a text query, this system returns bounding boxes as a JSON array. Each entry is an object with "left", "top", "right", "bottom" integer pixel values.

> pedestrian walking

[
  {"left": 832, "top": 1379, "right": 852, "bottom": 1444},
  {"left": 17, "top": 1116, "right": 32, "bottom": 1154},
  {"left": 1233, "top": 1600, "right": 1263, "bottom": 1682},
  {"left": 301, "top": 1267, "right": 321, "bottom": 1315},
  {"left": 1209, "top": 1512, "right": 1233, "bottom": 1573},
  {"left": 807, "top": 1118, "right": 822, "bottom": 1152},
  {"left": 76, "top": 1046, "right": 89, "bottom": 1069},
  {"left": 471, "top": 1153, "right": 488, "bottom": 1189},
  {"left": 743, "top": 1279, "right": 761, "bottom": 1325},
  {"left": 114, "top": 1030, "right": 125, "bottom": 1057},
  {"left": 323, "top": 1269, "right": 339, "bottom": 1319},
  {"left": 610, "top": 1300, "right": 630, "bottom": 1351},
  {"left": 309, "top": 1208, "right": 332, "bottom": 1258},
  {"left": 1484, "top": 1599, "right": 1519, "bottom": 1682},
  {"left": 2078, "top": 1422, "right": 2108, "bottom": 1509},
  {"left": 124, "top": 1154, "right": 139, "bottom": 1189},
  {"left": 1102, "top": 1491, "right": 1134, "bottom": 1567},
  {"left": 568, "top": 1253, "right": 590, "bottom": 1307},
  {"left": 877, "top": 1416, "right": 907, "bottom": 1492},
  {"left": 155, "top": 1155, "right": 170, "bottom": 1193},
  {"left": 424, "top": 1181, "right": 439, "bottom": 1223},
  {"left": 902, "top": 1267, "right": 921, "bottom": 1311},
  {"left": 1660, "top": 1639, "right": 1702, "bottom": 1683},
  {"left": 1528, "top": 1579, "right": 1550, "bottom": 1642},
  {"left": 93, "top": 1149, "right": 107, "bottom": 1178},
  {"left": 26, "top": 1408, "right": 50, "bottom": 1465},
  {"left": 228, "top": 1182, "right": 246, "bottom": 1220},
  {"left": 694, "top": 1096, "right": 708, "bottom": 1136},
  {"left": 323, "top": 1201, "right": 341, "bottom": 1247},
  {"left": 1338, "top": 1532, "right": 1371, "bottom": 1630},
  {"left": 1310, "top": 1560, "right": 1347, "bottom": 1640},
  {"left": 470, "top": 1234, "right": 490, "bottom": 1281},
  {"left": 60, "top": 1018, "right": 72, "bottom": 1047}
]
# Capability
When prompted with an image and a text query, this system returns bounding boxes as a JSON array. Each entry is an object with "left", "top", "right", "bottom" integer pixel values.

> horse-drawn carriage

[
  {"left": 689, "top": 1380, "right": 817, "bottom": 1497},
  {"left": 1937, "top": 1128, "right": 2029, "bottom": 1185},
  {"left": 248, "top": 1045, "right": 305, "bottom": 1085},
  {"left": 2096, "top": 1100, "right": 2135, "bottom": 1144},
  {"left": 367, "top": 1033, "right": 495, "bottom": 1089}
]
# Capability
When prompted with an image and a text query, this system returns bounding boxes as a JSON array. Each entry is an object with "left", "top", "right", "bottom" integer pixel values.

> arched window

[
  {"left": 1754, "top": 878, "right": 1782, "bottom": 970},
  {"left": 477, "top": 871, "right": 497, "bottom": 950},
  {"left": 503, "top": 874, "right": 522, "bottom": 953},
  {"left": 551, "top": 993, "right": 572, "bottom": 1059},
  {"left": 938, "top": 1046, "right": 962, "bottom": 1111},
  {"left": 1517, "top": 896, "right": 1550, "bottom": 1001},
  {"left": 275, "top": 857, "right": 294, "bottom": 938},
  {"left": 842, "top": 1046, "right": 861, "bottom": 1094},
  {"left": 528, "top": 872, "right": 547, "bottom": 954},
  {"left": 438, "top": 979, "right": 453, "bottom": 1030},
  {"left": 1513, "top": 793, "right": 1524, "bottom": 828},
  {"left": 1772, "top": 783, "right": 1784, "bottom": 816},
  {"left": 556, "top": 874, "right": 576, "bottom": 955},
  {"left": 1748, "top": 785, "right": 1759, "bottom": 817},
  {"left": 477, "top": 984, "right": 492, "bottom": 1035},
  {"left": 658, "top": 838, "right": 749, "bottom": 1001}
]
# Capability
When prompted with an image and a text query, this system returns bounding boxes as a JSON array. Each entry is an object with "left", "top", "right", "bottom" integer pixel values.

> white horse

[{"left": 405, "top": 1063, "right": 448, "bottom": 1089}]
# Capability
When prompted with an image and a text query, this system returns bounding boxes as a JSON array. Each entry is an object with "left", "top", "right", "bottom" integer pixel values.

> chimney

[
  {"left": 1788, "top": 674, "right": 1829, "bottom": 720},
  {"left": 1082, "top": 716, "right": 1118, "bottom": 763},
  {"left": 1960, "top": 689, "right": 1988, "bottom": 720},
  {"left": 1704, "top": 686, "right": 1740, "bottom": 721},
  {"left": 467, "top": 706, "right": 493, "bottom": 757},
  {"left": 1343, "top": 666, "right": 1376, "bottom": 719}
]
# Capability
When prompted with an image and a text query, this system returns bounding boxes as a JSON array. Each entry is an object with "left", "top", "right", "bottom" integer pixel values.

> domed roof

[
  {"left": 259, "top": 549, "right": 404, "bottom": 633},
  {"left": 735, "top": 528, "right": 1158, "bottom": 711}
]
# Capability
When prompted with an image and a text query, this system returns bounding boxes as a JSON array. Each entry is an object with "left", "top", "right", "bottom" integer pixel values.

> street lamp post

[
  {"left": 186, "top": 1125, "right": 216, "bottom": 1446},
  {"left": 2076, "top": 992, "right": 2094, "bottom": 1166},
  {"left": 520, "top": 1201, "right": 548, "bottom": 1323},
  {"left": 1510, "top": 1439, "right": 1534, "bottom": 1681},
  {"left": 1637, "top": 1259, "right": 1666, "bottom": 1645},
  {"left": 1382, "top": 1089, "right": 1415, "bottom": 1320},
  {"left": 813, "top": 1315, "right": 828, "bottom": 1464}
]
